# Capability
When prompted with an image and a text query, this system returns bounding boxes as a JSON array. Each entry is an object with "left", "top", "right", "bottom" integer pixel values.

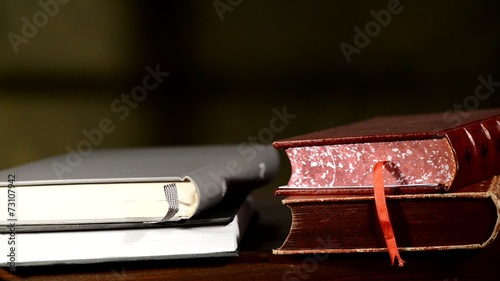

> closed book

[
  {"left": 0, "top": 144, "right": 279, "bottom": 225},
  {"left": 273, "top": 108, "right": 500, "bottom": 191},
  {"left": 0, "top": 194, "right": 255, "bottom": 267},
  {"left": 272, "top": 109, "right": 500, "bottom": 264},
  {"left": 273, "top": 176, "right": 500, "bottom": 255}
]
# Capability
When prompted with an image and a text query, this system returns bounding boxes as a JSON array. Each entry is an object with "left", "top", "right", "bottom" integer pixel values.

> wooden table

[{"left": 1, "top": 193, "right": 499, "bottom": 280}]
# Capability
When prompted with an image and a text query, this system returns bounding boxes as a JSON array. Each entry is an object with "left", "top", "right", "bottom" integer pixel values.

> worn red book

[
  {"left": 273, "top": 176, "right": 500, "bottom": 255},
  {"left": 274, "top": 108, "right": 500, "bottom": 192},
  {"left": 273, "top": 109, "right": 500, "bottom": 265}
]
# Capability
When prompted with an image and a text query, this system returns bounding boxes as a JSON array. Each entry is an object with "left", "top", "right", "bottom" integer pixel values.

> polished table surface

[
  {"left": 1, "top": 192, "right": 499, "bottom": 281},
  {"left": 1, "top": 243, "right": 499, "bottom": 280}
]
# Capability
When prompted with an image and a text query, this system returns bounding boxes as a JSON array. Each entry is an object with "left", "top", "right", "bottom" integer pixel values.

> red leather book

[
  {"left": 273, "top": 108, "right": 500, "bottom": 192},
  {"left": 273, "top": 109, "right": 500, "bottom": 264},
  {"left": 273, "top": 176, "right": 500, "bottom": 255}
]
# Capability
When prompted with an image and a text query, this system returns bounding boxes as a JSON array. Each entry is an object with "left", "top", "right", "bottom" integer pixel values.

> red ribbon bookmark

[{"left": 373, "top": 161, "right": 406, "bottom": 267}]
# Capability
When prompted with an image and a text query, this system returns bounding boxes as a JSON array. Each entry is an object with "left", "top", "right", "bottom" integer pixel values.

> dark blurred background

[{"left": 1, "top": 0, "right": 500, "bottom": 194}]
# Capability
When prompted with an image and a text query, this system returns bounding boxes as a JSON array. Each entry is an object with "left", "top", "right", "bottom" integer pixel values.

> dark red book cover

[
  {"left": 274, "top": 176, "right": 500, "bottom": 255},
  {"left": 274, "top": 108, "right": 500, "bottom": 191}
]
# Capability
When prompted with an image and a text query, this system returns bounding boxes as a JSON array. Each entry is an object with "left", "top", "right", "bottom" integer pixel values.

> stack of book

[
  {"left": 272, "top": 108, "right": 500, "bottom": 266},
  {"left": 0, "top": 145, "right": 279, "bottom": 268}
]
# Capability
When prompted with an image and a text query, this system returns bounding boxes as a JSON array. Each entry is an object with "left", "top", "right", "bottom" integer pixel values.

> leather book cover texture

[
  {"left": 274, "top": 176, "right": 500, "bottom": 255},
  {"left": 274, "top": 108, "right": 500, "bottom": 191}
]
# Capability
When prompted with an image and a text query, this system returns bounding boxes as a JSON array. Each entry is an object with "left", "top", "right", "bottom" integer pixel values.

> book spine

[{"left": 444, "top": 115, "right": 500, "bottom": 190}]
